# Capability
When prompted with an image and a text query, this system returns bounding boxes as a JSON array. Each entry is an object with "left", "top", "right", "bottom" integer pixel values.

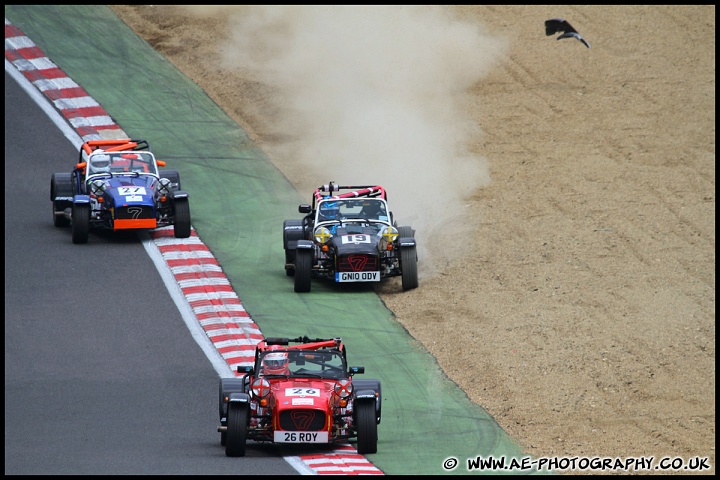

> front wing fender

[
  {"left": 171, "top": 190, "right": 189, "bottom": 200},
  {"left": 353, "top": 379, "right": 382, "bottom": 424},
  {"left": 397, "top": 236, "right": 416, "bottom": 248},
  {"left": 296, "top": 239, "right": 314, "bottom": 250},
  {"left": 73, "top": 194, "right": 91, "bottom": 204}
]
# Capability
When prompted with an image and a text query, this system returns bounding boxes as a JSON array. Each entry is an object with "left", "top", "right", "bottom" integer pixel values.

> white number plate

[
  {"left": 335, "top": 271, "right": 380, "bottom": 282},
  {"left": 274, "top": 431, "right": 329, "bottom": 443}
]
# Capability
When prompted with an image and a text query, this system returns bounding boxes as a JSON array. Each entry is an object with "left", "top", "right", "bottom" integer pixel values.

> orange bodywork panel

[{"left": 113, "top": 218, "right": 157, "bottom": 230}]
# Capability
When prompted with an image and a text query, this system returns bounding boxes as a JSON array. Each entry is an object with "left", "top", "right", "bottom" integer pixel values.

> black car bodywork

[{"left": 283, "top": 182, "right": 418, "bottom": 292}]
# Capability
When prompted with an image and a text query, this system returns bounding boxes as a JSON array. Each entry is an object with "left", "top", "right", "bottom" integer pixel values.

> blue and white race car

[{"left": 50, "top": 138, "right": 191, "bottom": 243}]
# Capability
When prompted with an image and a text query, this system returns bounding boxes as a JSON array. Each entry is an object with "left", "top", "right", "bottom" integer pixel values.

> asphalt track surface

[
  {"left": 4, "top": 61, "right": 312, "bottom": 477},
  {"left": 5, "top": 5, "right": 530, "bottom": 475}
]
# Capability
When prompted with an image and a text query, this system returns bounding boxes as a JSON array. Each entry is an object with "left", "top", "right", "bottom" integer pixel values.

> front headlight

[
  {"left": 333, "top": 379, "right": 354, "bottom": 399},
  {"left": 90, "top": 179, "right": 107, "bottom": 196},
  {"left": 157, "top": 177, "right": 172, "bottom": 195},
  {"left": 251, "top": 378, "right": 271, "bottom": 398},
  {"left": 378, "top": 225, "right": 399, "bottom": 250},
  {"left": 314, "top": 226, "right": 332, "bottom": 244}
]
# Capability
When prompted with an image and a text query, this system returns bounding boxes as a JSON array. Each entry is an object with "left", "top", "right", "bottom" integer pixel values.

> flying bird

[{"left": 545, "top": 18, "right": 591, "bottom": 48}]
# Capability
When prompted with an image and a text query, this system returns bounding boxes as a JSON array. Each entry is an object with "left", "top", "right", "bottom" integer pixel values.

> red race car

[{"left": 218, "top": 336, "right": 382, "bottom": 457}]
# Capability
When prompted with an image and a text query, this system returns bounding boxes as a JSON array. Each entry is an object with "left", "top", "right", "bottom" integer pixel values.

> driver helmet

[
  {"left": 262, "top": 351, "right": 289, "bottom": 375},
  {"left": 89, "top": 152, "right": 111, "bottom": 174},
  {"left": 319, "top": 201, "right": 339, "bottom": 220},
  {"left": 363, "top": 201, "right": 386, "bottom": 218}
]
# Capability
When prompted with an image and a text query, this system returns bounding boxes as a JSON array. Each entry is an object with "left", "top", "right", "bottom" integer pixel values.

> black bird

[{"left": 545, "top": 18, "right": 591, "bottom": 48}]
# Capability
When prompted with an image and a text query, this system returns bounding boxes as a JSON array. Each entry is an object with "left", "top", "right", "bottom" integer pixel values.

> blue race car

[{"left": 50, "top": 138, "right": 191, "bottom": 243}]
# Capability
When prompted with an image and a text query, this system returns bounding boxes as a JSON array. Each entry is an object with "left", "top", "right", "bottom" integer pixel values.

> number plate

[
  {"left": 335, "top": 271, "right": 380, "bottom": 282},
  {"left": 274, "top": 431, "right": 329, "bottom": 443}
]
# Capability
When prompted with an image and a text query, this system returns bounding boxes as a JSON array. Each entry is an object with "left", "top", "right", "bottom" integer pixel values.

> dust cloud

[{"left": 181, "top": 5, "right": 508, "bottom": 276}]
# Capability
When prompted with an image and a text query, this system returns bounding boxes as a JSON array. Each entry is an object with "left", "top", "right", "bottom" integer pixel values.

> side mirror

[{"left": 299, "top": 204, "right": 312, "bottom": 214}]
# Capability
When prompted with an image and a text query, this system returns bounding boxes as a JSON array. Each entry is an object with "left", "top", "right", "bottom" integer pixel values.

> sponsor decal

[
  {"left": 291, "top": 410, "right": 316, "bottom": 430},
  {"left": 347, "top": 255, "right": 368, "bottom": 271},
  {"left": 126, "top": 206, "right": 144, "bottom": 219}
]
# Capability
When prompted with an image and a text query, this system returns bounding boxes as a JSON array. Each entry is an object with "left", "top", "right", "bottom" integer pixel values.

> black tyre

[
  {"left": 225, "top": 401, "right": 249, "bottom": 457},
  {"left": 294, "top": 248, "right": 312, "bottom": 293},
  {"left": 71, "top": 203, "right": 90, "bottom": 244},
  {"left": 285, "top": 249, "right": 296, "bottom": 277},
  {"left": 396, "top": 225, "right": 414, "bottom": 238},
  {"left": 173, "top": 197, "right": 191, "bottom": 238},
  {"left": 219, "top": 378, "right": 248, "bottom": 417},
  {"left": 283, "top": 220, "right": 303, "bottom": 277},
  {"left": 52, "top": 202, "right": 70, "bottom": 227},
  {"left": 219, "top": 378, "right": 247, "bottom": 446},
  {"left": 51, "top": 173, "right": 73, "bottom": 227},
  {"left": 396, "top": 226, "right": 418, "bottom": 290},
  {"left": 400, "top": 245, "right": 419, "bottom": 290},
  {"left": 355, "top": 401, "right": 378, "bottom": 455},
  {"left": 159, "top": 169, "right": 181, "bottom": 191}
]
